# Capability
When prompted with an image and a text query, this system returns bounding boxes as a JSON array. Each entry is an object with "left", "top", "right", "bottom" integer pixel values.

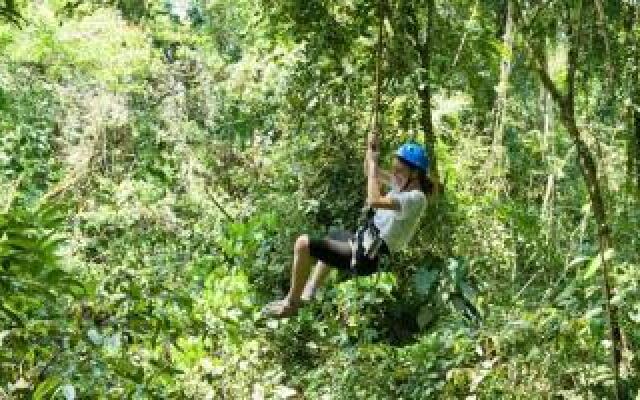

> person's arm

[
  {"left": 376, "top": 167, "right": 392, "bottom": 188},
  {"left": 364, "top": 131, "right": 392, "bottom": 186},
  {"left": 366, "top": 146, "right": 400, "bottom": 211}
]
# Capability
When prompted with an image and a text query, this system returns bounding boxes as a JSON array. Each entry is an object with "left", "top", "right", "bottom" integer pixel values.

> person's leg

[
  {"left": 263, "top": 234, "right": 353, "bottom": 318},
  {"left": 301, "top": 234, "right": 353, "bottom": 301},
  {"left": 284, "top": 234, "right": 314, "bottom": 304},
  {"left": 263, "top": 234, "right": 314, "bottom": 317},
  {"left": 301, "top": 261, "right": 331, "bottom": 301}
]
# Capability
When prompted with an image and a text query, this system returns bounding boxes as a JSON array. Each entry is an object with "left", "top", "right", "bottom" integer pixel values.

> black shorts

[{"left": 308, "top": 229, "right": 389, "bottom": 276}]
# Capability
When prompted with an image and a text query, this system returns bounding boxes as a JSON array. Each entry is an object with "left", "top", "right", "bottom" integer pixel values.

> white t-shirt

[{"left": 372, "top": 186, "right": 427, "bottom": 252}]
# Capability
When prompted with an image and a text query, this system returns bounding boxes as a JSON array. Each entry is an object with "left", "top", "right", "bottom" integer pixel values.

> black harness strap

[{"left": 350, "top": 207, "right": 384, "bottom": 274}]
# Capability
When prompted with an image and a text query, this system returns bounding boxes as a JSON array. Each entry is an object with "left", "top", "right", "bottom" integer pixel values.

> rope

[
  {"left": 354, "top": 0, "right": 386, "bottom": 287},
  {"left": 360, "top": 0, "right": 385, "bottom": 225},
  {"left": 372, "top": 0, "right": 384, "bottom": 142}
]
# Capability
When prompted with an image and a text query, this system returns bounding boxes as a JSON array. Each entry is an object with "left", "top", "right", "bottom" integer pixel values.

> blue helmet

[{"left": 396, "top": 142, "right": 429, "bottom": 172}]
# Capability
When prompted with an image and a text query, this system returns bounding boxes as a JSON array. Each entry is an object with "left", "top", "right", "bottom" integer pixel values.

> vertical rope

[
  {"left": 361, "top": 0, "right": 385, "bottom": 225},
  {"left": 373, "top": 0, "right": 384, "bottom": 142}
]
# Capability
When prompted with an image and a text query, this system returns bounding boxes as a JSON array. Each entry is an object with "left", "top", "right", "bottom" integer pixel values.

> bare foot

[
  {"left": 261, "top": 299, "right": 300, "bottom": 318},
  {"left": 300, "top": 290, "right": 314, "bottom": 302}
]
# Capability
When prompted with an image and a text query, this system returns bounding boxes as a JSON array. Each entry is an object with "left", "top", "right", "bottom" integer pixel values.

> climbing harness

[{"left": 349, "top": 207, "right": 384, "bottom": 273}]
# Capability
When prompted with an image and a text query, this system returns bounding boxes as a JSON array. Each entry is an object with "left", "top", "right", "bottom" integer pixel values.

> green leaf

[
  {"left": 585, "top": 307, "right": 603, "bottom": 320},
  {"left": 417, "top": 304, "right": 435, "bottom": 329},
  {"left": 383, "top": 17, "right": 393, "bottom": 38},
  {"left": 0, "top": 302, "right": 25, "bottom": 327},
  {"left": 41, "top": 236, "right": 67, "bottom": 253},
  {"left": 33, "top": 375, "right": 61, "bottom": 400},
  {"left": 228, "top": 221, "right": 247, "bottom": 238},
  {"left": 414, "top": 268, "right": 438, "bottom": 297},
  {"left": 173, "top": 295, "right": 193, "bottom": 310},
  {"left": 459, "top": 281, "right": 476, "bottom": 303},
  {"left": 567, "top": 255, "right": 590, "bottom": 268},
  {"left": 584, "top": 259, "right": 600, "bottom": 280},
  {"left": 43, "top": 268, "right": 69, "bottom": 284},
  {"left": 583, "top": 248, "right": 614, "bottom": 280},
  {"left": 4, "top": 237, "right": 39, "bottom": 250}
]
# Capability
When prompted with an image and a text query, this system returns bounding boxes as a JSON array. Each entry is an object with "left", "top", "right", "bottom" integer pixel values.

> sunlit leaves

[
  {"left": 32, "top": 376, "right": 61, "bottom": 400},
  {"left": 0, "top": 199, "right": 81, "bottom": 394},
  {"left": 0, "top": 0, "right": 638, "bottom": 398},
  {"left": 414, "top": 267, "right": 438, "bottom": 297}
]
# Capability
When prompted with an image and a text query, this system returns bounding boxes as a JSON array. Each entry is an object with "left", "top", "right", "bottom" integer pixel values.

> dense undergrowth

[{"left": 1, "top": 1, "right": 639, "bottom": 399}]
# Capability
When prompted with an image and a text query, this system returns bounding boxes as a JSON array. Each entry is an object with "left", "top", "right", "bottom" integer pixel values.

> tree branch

[
  {"left": 566, "top": 4, "right": 576, "bottom": 112},
  {"left": 512, "top": 0, "right": 556, "bottom": 37},
  {"left": 593, "top": 0, "right": 613, "bottom": 85},
  {"left": 526, "top": 42, "right": 566, "bottom": 109}
]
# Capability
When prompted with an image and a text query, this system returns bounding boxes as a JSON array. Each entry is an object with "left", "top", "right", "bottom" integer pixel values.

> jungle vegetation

[{"left": 0, "top": 0, "right": 639, "bottom": 398}]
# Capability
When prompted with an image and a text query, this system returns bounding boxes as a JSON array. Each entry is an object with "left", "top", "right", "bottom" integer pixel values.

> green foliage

[
  {"left": 0, "top": 70, "right": 60, "bottom": 188},
  {"left": 1, "top": 0, "right": 639, "bottom": 398},
  {"left": 0, "top": 200, "right": 76, "bottom": 322},
  {"left": 0, "top": 196, "right": 81, "bottom": 396},
  {"left": 5, "top": 6, "right": 155, "bottom": 91},
  {"left": 0, "top": 0, "right": 25, "bottom": 27}
]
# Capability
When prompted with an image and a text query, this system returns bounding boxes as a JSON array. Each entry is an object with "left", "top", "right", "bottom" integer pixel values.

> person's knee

[{"left": 295, "top": 234, "right": 310, "bottom": 254}]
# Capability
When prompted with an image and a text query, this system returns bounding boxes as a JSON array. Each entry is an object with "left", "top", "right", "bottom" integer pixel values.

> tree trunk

[
  {"left": 423, "top": 0, "right": 438, "bottom": 188},
  {"left": 491, "top": 0, "right": 514, "bottom": 171},
  {"left": 526, "top": 5, "right": 622, "bottom": 398},
  {"left": 540, "top": 52, "right": 555, "bottom": 274},
  {"left": 417, "top": 0, "right": 440, "bottom": 194},
  {"left": 594, "top": 0, "right": 613, "bottom": 92},
  {"left": 404, "top": 0, "right": 439, "bottom": 193},
  {"left": 623, "top": 1, "right": 636, "bottom": 187},
  {"left": 635, "top": 5, "right": 640, "bottom": 192},
  {"left": 636, "top": 103, "right": 640, "bottom": 193},
  {"left": 407, "top": 0, "right": 442, "bottom": 193}
]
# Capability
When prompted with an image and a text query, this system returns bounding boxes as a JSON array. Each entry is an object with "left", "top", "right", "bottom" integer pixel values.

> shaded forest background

[{"left": 1, "top": 0, "right": 639, "bottom": 398}]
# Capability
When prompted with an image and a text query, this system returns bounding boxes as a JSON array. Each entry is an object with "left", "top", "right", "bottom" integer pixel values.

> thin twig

[
  {"left": 204, "top": 186, "right": 234, "bottom": 221},
  {"left": 3, "top": 174, "right": 23, "bottom": 214},
  {"left": 451, "top": 0, "right": 479, "bottom": 70},
  {"left": 200, "top": 173, "right": 235, "bottom": 221}
]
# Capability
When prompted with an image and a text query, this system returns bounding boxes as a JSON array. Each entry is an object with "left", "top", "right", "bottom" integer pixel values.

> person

[{"left": 262, "top": 131, "right": 433, "bottom": 318}]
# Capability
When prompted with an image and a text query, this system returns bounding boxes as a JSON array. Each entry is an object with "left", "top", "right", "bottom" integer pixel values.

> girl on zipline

[{"left": 263, "top": 131, "right": 433, "bottom": 318}]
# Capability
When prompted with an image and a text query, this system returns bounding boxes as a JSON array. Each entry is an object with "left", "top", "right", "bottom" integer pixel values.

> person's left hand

[
  {"left": 368, "top": 130, "right": 379, "bottom": 152},
  {"left": 368, "top": 150, "right": 380, "bottom": 167}
]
